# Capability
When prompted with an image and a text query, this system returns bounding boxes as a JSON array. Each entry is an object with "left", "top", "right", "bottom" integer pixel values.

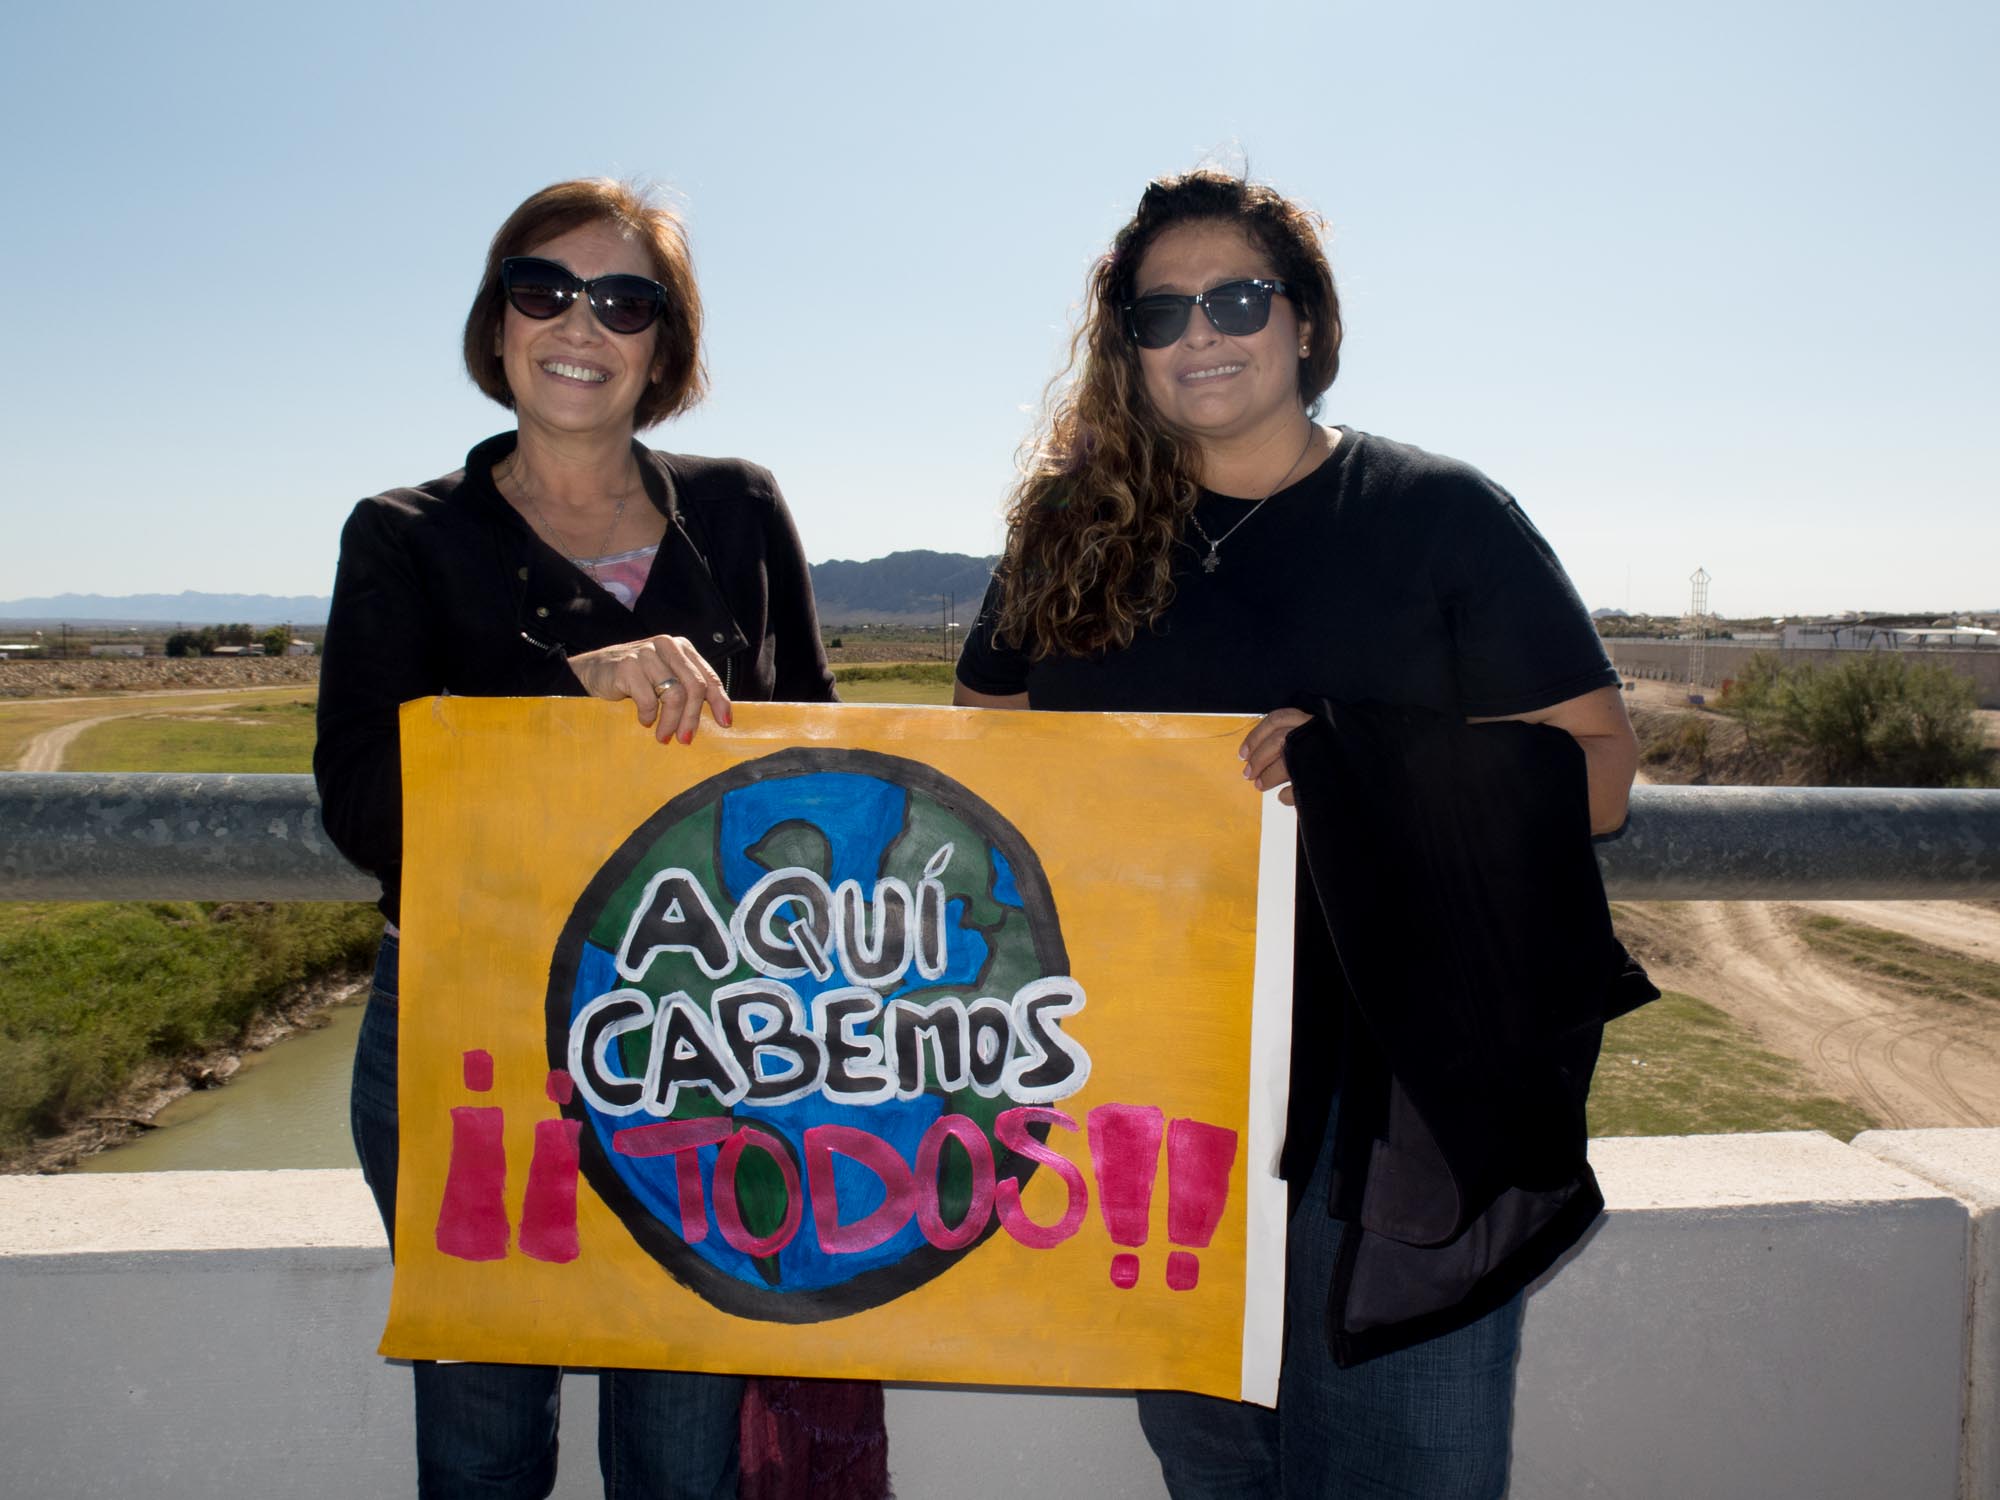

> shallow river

[{"left": 79, "top": 1000, "right": 363, "bottom": 1172}]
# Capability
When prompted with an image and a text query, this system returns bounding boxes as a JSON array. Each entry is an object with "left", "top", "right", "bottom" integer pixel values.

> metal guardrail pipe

[
  {"left": 0, "top": 773, "right": 377, "bottom": 902},
  {"left": 0, "top": 774, "right": 1996, "bottom": 903},
  {"left": 1609, "top": 784, "right": 2000, "bottom": 900}
]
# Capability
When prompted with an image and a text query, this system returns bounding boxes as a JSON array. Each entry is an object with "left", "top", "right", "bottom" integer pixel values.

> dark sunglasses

[
  {"left": 1123, "top": 278, "right": 1290, "bottom": 349},
  {"left": 501, "top": 256, "right": 668, "bottom": 336}
]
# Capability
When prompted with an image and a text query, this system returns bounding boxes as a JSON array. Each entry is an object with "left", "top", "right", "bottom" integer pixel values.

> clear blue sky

[{"left": 2, "top": 0, "right": 1993, "bottom": 617}]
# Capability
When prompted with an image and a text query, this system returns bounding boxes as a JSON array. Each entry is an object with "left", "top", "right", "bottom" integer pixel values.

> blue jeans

[
  {"left": 353, "top": 934, "right": 742, "bottom": 1500},
  {"left": 1136, "top": 1116, "right": 1522, "bottom": 1500}
]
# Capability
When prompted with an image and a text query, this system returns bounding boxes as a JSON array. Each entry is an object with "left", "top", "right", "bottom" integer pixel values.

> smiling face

[
  {"left": 1130, "top": 219, "right": 1309, "bottom": 457},
  {"left": 498, "top": 219, "right": 664, "bottom": 446}
]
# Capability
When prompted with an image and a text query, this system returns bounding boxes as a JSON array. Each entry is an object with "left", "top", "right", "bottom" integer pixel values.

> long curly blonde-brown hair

[{"left": 993, "top": 171, "right": 1343, "bottom": 660}]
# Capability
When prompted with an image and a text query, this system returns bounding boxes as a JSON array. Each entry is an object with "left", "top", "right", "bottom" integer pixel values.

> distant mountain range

[
  {"left": 809, "top": 550, "right": 997, "bottom": 627},
  {"left": 0, "top": 551, "right": 1000, "bottom": 629}
]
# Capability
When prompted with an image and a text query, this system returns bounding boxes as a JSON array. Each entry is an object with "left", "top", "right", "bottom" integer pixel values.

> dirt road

[
  {"left": 16, "top": 714, "right": 127, "bottom": 771},
  {"left": 1617, "top": 899, "right": 2000, "bottom": 1129},
  {"left": 10, "top": 687, "right": 304, "bottom": 772}
]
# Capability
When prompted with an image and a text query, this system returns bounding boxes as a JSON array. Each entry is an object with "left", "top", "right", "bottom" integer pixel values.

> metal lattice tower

[{"left": 1687, "top": 567, "right": 1711, "bottom": 698}]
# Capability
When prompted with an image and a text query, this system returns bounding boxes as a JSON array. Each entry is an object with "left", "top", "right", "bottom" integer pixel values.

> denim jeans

[
  {"left": 353, "top": 934, "right": 742, "bottom": 1500},
  {"left": 1136, "top": 1114, "right": 1523, "bottom": 1500}
]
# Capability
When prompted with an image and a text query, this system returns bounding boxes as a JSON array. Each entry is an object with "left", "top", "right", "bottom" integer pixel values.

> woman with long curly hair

[{"left": 955, "top": 170, "right": 1643, "bottom": 1498}]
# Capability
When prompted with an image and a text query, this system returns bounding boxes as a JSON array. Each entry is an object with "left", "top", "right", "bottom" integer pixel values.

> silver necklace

[
  {"left": 508, "top": 463, "right": 628, "bottom": 571},
  {"left": 1186, "top": 426, "right": 1318, "bottom": 574}
]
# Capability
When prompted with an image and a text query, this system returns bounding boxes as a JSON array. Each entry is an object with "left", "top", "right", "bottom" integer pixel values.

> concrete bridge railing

[{"left": 3, "top": 1133, "right": 1995, "bottom": 1499}]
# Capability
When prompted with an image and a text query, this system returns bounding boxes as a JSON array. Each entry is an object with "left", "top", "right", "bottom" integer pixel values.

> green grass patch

[
  {"left": 1795, "top": 915, "right": 2000, "bottom": 1012},
  {"left": 833, "top": 661, "right": 957, "bottom": 685},
  {"left": 833, "top": 677, "right": 956, "bottom": 706},
  {"left": 0, "top": 687, "right": 316, "bottom": 770},
  {"left": 1588, "top": 989, "right": 1877, "bottom": 1140},
  {"left": 0, "top": 900, "right": 382, "bottom": 1152},
  {"left": 62, "top": 698, "right": 320, "bottom": 773},
  {"left": 830, "top": 661, "right": 959, "bottom": 706}
]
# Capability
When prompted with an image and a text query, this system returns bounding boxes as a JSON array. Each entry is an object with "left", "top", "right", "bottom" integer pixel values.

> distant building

[
  {"left": 89, "top": 643, "right": 145, "bottom": 658},
  {"left": 1782, "top": 619, "right": 1999, "bottom": 650},
  {"left": 1893, "top": 626, "right": 1999, "bottom": 648}
]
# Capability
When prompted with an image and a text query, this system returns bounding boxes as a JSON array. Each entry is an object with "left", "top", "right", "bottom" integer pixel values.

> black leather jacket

[{"left": 313, "top": 432, "right": 835, "bottom": 921}]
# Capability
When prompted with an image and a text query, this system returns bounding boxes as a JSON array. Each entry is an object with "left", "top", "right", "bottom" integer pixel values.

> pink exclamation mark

[
  {"left": 1164, "top": 1118, "right": 1239, "bottom": 1291},
  {"left": 1086, "top": 1103, "right": 1163, "bottom": 1289},
  {"left": 520, "top": 1070, "right": 582, "bottom": 1264},
  {"left": 435, "top": 1049, "right": 510, "bottom": 1261}
]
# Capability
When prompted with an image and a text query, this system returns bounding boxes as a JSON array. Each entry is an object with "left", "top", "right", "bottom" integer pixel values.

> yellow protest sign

[{"left": 385, "top": 699, "right": 1293, "bottom": 1402}]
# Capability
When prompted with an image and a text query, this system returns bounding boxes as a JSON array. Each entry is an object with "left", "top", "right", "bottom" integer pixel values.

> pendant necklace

[
  {"left": 509, "top": 462, "right": 628, "bottom": 577},
  {"left": 1186, "top": 425, "right": 1318, "bottom": 574}
]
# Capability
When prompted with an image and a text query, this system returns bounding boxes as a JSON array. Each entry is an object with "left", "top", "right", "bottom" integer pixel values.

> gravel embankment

[{"left": 0, "top": 657, "right": 321, "bottom": 699}]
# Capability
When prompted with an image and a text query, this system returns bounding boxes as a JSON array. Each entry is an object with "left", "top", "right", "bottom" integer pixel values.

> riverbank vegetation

[{"left": 0, "top": 900, "right": 381, "bottom": 1166}]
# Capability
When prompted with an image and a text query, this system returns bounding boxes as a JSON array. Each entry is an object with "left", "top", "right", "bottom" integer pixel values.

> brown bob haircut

[{"left": 462, "top": 178, "right": 707, "bottom": 430}]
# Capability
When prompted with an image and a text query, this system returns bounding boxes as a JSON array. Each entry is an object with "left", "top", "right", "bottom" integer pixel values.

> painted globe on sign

[{"left": 544, "top": 747, "right": 1068, "bottom": 1321}]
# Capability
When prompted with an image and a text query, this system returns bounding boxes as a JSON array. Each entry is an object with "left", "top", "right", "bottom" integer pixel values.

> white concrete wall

[
  {"left": 1853, "top": 1130, "right": 2000, "bottom": 1500},
  {"left": 1511, "top": 1133, "right": 1973, "bottom": 1500},
  {"left": 3, "top": 1132, "right": 1995, "bottom": 1500}
]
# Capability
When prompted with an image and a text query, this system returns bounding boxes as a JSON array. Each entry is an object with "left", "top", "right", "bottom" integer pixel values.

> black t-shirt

[
  {"left": 956, "top": 428, "right": 1617, "bottom": 1170},
  {"left": 957, "top": 428, "right": 1615, "bottom": 719}
]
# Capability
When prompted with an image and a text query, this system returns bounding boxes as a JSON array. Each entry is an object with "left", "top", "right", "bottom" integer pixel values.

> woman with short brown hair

[{"left": 317, "top": 177, "right": 835, "bottom": 1499}]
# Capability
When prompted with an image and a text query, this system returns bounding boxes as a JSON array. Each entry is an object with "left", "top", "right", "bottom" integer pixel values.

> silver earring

[{"left": 1298, "top": 344, "right": 1309, "bottom": 357}]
